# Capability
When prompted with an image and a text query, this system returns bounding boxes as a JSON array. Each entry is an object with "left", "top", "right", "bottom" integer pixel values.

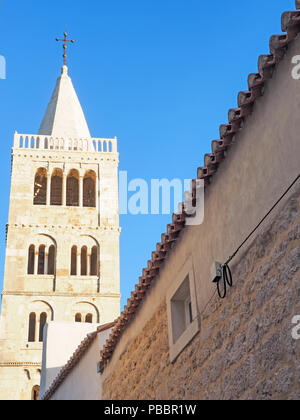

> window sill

[{"left": 169, "top": 318, "right": 200, "bottom": 363}]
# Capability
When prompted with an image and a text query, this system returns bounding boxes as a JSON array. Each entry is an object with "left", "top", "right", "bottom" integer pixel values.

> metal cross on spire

[{"left": 56, "top": 31, "right": 75, "bottom": 67}]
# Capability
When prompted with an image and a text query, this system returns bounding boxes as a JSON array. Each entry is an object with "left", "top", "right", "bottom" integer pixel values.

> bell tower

[{"left": 0, "top": 62, "right": 121, "bottom": 400}]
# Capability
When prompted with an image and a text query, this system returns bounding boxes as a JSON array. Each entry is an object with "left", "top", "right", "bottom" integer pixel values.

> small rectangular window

[
  {"left": 167, "top": 258, "right": 200, "bottom": 362},
  {"left": 170, "top": 276, "right": 191, "bottom": 344}
]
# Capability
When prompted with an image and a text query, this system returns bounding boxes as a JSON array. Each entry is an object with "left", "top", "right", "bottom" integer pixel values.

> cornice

[
  {"left": 12, "top": 148, "right": 119, "bottom": 165},
  {"left": 2, "top": 291, "right": 121, "bottom": 298},
  {"left": 0, "top": 362, "right": 41, "bottom": 367},
  {"left": 6, "top": 224, "right": 121, "bottom": 233}
]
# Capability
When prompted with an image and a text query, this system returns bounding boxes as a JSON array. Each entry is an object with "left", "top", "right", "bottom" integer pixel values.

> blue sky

[{"left": 0, "top": 0, "right": 295, "bottom": 312}]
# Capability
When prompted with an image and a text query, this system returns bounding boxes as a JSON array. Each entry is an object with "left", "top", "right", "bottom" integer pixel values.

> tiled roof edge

[{"left": 99, "top": 3, "right": 300, "bottom": 371}]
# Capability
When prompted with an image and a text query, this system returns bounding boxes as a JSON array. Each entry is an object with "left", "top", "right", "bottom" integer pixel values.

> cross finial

[{"left": 56, "top": 31, "right": 75, "bottom": 67}]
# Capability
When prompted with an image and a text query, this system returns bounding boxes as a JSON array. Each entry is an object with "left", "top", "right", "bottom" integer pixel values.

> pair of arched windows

[
  {"left": 33, "top": 168, "right": 96, "bottom": 208},
  {"left": 70, "top": 246, "right": 98, "bottom": 276},
  {"left": 27, "top": 245, "right": 55, "bottom": 275},
  {"left": 28, "top": 312, "right": 47, "bottom": 342},
  {"left": 75, "top": 313, "right": 93, "bottom": 323}
]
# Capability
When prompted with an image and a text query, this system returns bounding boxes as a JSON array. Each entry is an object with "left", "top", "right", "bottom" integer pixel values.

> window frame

[
  {"left": 80, "top": 246, "right": 88, "bottom": 276},
  {"left": 83, "top": 171, "right": 96, "bottom": 208},
  {"left": 28, "top": 313, "right": 36, "bottom": 343},
  {"left": 27, "top": 245, "right": 35, "bottom": 275},
  {"left": 39, "top": 312, "right": 47, "bottom": 342},
  {"left": 50, "top": 169, "right": 63, "bottom": 206},
  {"left": 71, "top": 246, "right": 77, "bottom": 276},
  {"left": 166, "top": 257, "right": 200, "bottom": 363},
  {"left": 33, "top": 168, "right": 47, "bottom": 206},
  {"left": 66, "top": 170, "right": 79, "bottom": 207}
]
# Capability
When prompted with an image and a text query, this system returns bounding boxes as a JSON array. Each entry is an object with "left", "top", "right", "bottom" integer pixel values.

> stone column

[
  {"left": 96, "top": 173, "right": 99, "bottom": 213},
  {"left": 46, "top": 175, "right": 51, "bottom": 206},
  {"left": 88, "top": 252, "right": 92, "bottom": 276},
  {"left": 34, "top": 251, "right": 38, "bottom": 275},
  {"left": 62, "top": 173, "right": 67, "bottom": 206},
  {"left": 79, "top": 176, "right": 83, "bottom": 207},
  {"left": 77, "top": 252, "right": 81, "bottom": 277},
  {"left": 44, "top": 247, "right": 49, "bottom": 275}
]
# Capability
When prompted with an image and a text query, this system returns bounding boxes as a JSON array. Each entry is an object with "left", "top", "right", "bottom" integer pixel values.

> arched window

[
  {"left": 27, "top": 245, "right": 35, "bottom": 275},
  {"left": 31, "top": 386, "right": 40, "bottom": 401},
  {"left": 39, "top": 313, "right": 47, "bottom": 342},
  {"left": 34, "top": 168, "right": 47, "bottom": 205},
  {"left": 71, "top": 246, "right": 77, "bottom": 276},
  {"left": 72, "top": 302, "right": 99, "bottom": 324},
  {"left": 47, "top": 246, "right": 55, "bottom": 275},
  {"left": 83, "top": 171, "right": 96, "bottom": 208},
  {"left": 37, "top": 245, "right": 45, "bottom": 275},
  {"left": 66, "top": 170, "right": 79, "bottom": 207},
  {"left": 81, "top": 246, "right": 87, "bottom": 276},
  {"left": 28, "top": 313, "right": 36, "bottom": 342},
  {"left": 85, "top": 314, "right": 93, "bottom": 324},
  {"left": 90, "top": 246, "right": 98, "bottom": 276},
  {"left": 75, "top": 313, "right": 82, "bottom": 323},
  {"left": 50, "top": 169, "right": 63, "bottom": 206}
]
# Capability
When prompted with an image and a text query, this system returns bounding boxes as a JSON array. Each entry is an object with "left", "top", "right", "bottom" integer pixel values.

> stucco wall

[
  {"left": 102, "top": 35, "right": 300, "bottom": 400},
  {"left": 49, "top": 327, "right": 112, "bottom": 400},
  {"left": 103, "top": 185, "right": 300, "bottom": 400},
  {"left": 40, "top": 322, "right": 100, "bottom": 398}
]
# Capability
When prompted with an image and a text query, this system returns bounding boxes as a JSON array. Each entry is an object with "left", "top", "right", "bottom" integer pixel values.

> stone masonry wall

[{"left": 103, "top": 187, "right": 300, "bottom": 400}]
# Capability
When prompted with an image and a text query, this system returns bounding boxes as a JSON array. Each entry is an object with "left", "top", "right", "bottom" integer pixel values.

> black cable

[
  {"left": 215, "top": 173, "right": 300, "bottom": 299},
  {"left": 217, "top": 263, "right": 233, "bottom": 299},
  {"left": 226, "top": 173, "right": 300, "bottom": 266}
]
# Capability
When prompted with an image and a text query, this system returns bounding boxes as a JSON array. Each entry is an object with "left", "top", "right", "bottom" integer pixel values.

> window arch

[
  {"left": 81, "top": 246, "right": 87, "bottom": 276},
  {"left": 90, "top": 246, "right": 98, "bottom": 276},
  {"left": 37, "top": 245, "right": 45, "bottom": 275},
  {"left": 28, "top": 313, "right": 36, "bottom": 342},
  {"left": 27, "top": 236, "right": 56, "bottom": 276},
  {"left": 85, "top": 314, "right": 93, "bottom": 323},
  {"left": 27, "top": 302, "right": 53, "bottom": 343},
  {"left": 66, "top": 170, "right": 79, "bottom": 207},
  {"left": 75, "top": 313, "right": 82, "bottom": 323},
  {"left": 72, "top": 302, "right": 99, "bottom": 324},
  {"left": 83, "top": 171, "right": 96, "bottom": 208},
  {"left": 72, "top": 237, "right": 99, "bottom": 277},
  {"left": 47, "top": 245, "right": 55, "bottom": 275},
  {"left": 71, "top": 246, "right": 77, "bottom": 276},
  {"left": 50, "top": 169, "right": 63, "bottom": 206},
  {"left": 28, "top": 245, "right": 35, "bottom": 275},
  {"left": 34, "top": 168, "right": 47, "bottom": 205}
]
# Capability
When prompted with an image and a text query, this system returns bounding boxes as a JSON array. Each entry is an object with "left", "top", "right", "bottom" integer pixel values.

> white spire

[{"left": 38, "top": 66, "right": 91, "bottom": 139}]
